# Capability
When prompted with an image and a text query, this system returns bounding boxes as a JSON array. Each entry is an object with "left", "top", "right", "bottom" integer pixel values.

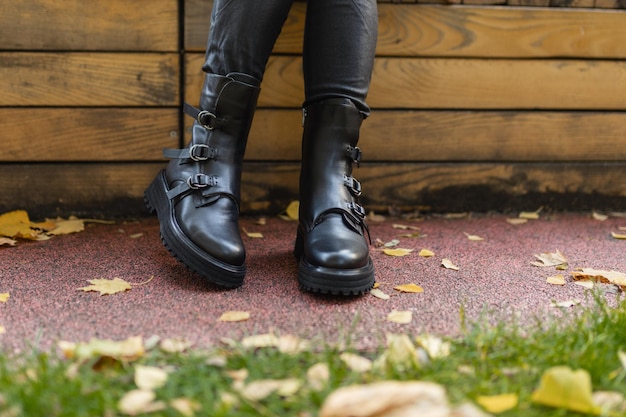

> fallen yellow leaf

[
  {"left": 0, "top": 293, "right": 9, "bottom": 303},
  {"left": 476, "top": 393, "right": 518, "bottom": 414},
  {"left": 382, "top": 248, "right": 413, "bottom": 257},
  {"left": 551, "top": 299, "right": 581, "bottom": 308},
  {"left": 0, "top": 326, "right": 5, "bottom": 335},
  {"left": 159, "top": 337, "right": 193, "bottom": 353},
  {"left": 593, "top": 212, "right": 609, "bottom": 221},
  {"left": 375, "top": 334, "right": 422, "bottom": 372},
  {"left": 285, "top": 201, "right": 299, "bottom": 221},
  {"left": 0, "top": 210, "right": 40, "bottom": 240},
  {"left": 340, "top": 352, "right": 373, "bottom": 373},
  {"left": 169, "top": 398, "right": 201, "bottom": 417},
  {"left": 519, "top": 208, "right": 542, "bottom": 220},
  {"left": 570, "top": 268, "right": 626, "bottom": 290},
  {"left": 546, "top": 275, "right": 566, "bottom": 286},
  {"left": 464, "top": 232, "right": 484, "bottom": 241},
  {"left": 531, "top": 366, "right": 600, "bottom": 415},
  {"left": 441, "top": 258, "right": 459, "bottom": 270},
  {"left": 47, "top": 219, "right": 85, "bottom": 235},
  {"left": 418, "top": 249, "right": 434, "bottom": 257},
  {"left": 394, "top": 283, "right": 424, "bottom": 293},
  {"left": 415, "top": 334, "right": 450, "bottom": 359},
  {"left": 611, "top": 231, "right": 626, "bottom": 240},
  {"left": 243, "top": 228, "right": 263, "bottom": 238},
  {"left": 307, "top": 363, "right": 330, "bottom": 391},
  {"left": 507, "top": 218, "right": 528, "bottom": 225},
  {"left": 387, "top": 310, "right": 413, "bottom": 324},
  {"left": 237, "top": 379, "right": 301, "bottom": 401},
  {"left": 218, "top": 311, "right": 250, "bottom": 322},
  {"left": 392, "top": 224, "right": 419, "bottom": 230},
  {"left": 59, "top": 336, "right": 145, "bottom": 361},
  {"left": 79, "top": 278, "right": 132, "bottom": 295},
  {"left": 134, "top": 365, "right": 168, "bottom": 390},
  {"left": 118, "top": 389, "right": 166, "bottom": 416},
  {"left": 370, "top": 288, "right": 390, "bottom": 300},
  {"left": 0, "top": 237, "right": 17, "bottom": 246},
  {"left": 531, "top": 250, "right": 568, "bottom": 267},
  {"left": 319, "top": 381, "right": 447, "bottom": 417}
]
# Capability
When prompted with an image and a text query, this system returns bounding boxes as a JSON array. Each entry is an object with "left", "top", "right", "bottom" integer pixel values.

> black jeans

[{"left": 202, "top": 0, "right": 378, "bottom": 114}]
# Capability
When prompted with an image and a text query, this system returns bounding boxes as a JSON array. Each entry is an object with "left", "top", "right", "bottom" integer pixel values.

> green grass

[{"left": 1, "top": 292, "right": 625, "bottom": 417}]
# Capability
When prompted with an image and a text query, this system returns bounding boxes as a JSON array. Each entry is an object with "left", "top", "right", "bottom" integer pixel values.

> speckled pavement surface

[{"left": 1, "top": 212, "right": 624, "bottom": 353}]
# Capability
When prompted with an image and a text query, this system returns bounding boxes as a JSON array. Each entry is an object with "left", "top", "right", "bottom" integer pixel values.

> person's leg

[
  {"left": 145, "top": 0, "right": 294, "bottom": 288},
  {"left": 296, "top": 0, "right": 378, "bottom": 295}
]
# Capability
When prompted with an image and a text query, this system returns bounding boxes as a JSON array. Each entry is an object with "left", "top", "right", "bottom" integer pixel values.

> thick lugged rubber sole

[
  {"left": 144, "top": 170, "right": 245, "bottom": 288},
  {"left": 297, "top": 257, "right": 375, "bottom": 296}
]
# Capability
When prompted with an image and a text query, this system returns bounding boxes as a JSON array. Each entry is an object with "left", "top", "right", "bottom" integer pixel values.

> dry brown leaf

[
  {"left": 571, "top": 268, "right": 626, "bottom": 290},
  {"left": 418, "top": 248, "right": 435, "bottom": 257},
  {"left": 464, "top": 232, "right": 484, "bottom": 241},
  {"left": 79, "top": 278, "right": 132, "bottom": 295},
  {"left": 256, "top": 217, "right": 267, "bottom": 225},
  {"left": 319, "top": 381, "right": 448, "bottom": 417},
  {"left": 383, "top": 248, "right": 413, "bottom": 257},
  {"left": 387, "top": 310, "right": 413, "bottom": 324},
  {"left": 394, "top": 283, "right": 424, "bottom": 293},
  {"left": 442, "top": 258, "right": 459, "bottom": 271},
  {"left": 370, "top": 288, "right": 390, "bottom": 300},
  {"left": 531, "top": 250, "right": 568, "bottom": 267},
  {"left": 0, "top": 293, "right": 9, "bottom": 303},
  {"left": 546, "top": 275, "right": 566, "bottom": 286},
  {"left": 218, "top": 311, "right": 250, "bottom": 322}
]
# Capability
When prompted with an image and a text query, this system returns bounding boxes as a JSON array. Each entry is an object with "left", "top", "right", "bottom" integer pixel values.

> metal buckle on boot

[
  {"left": 344, "top": 175, "right": 362, "bottom": 196},
  {"left": 346, "top": 145, "right": 362, "bottom": 167},
  {"left": 197, "top": 110, "right": 217, "bottom": 130},
  {"left": 187, "top": 173, "right": 217, "bottom": 189},
  {"left": 188, "top": 144, "right": 217, "bottom": 161},
  {"left": 347, "top": 202, "right": 366, "bottom": 219}
]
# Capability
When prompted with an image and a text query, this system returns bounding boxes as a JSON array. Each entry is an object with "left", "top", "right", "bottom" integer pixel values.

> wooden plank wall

[{"left": 1, "top": 0, "right": 626, "bottom": 217}]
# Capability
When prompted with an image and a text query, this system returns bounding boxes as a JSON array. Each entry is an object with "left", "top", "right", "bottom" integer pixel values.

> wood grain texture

[
  {"left": 1, "top": 53, "right": 180, "bottom": 106},
  {"left": 0, "top": 0, "right": 178, "bottom": 51},
  {"left": 4, "top": 162, "right": 625, "bottom": 216},
  {"left": 185, "top": 54, "right": 626, "bottom": 110},
  {"left": 1, "top": 108, "right": 179, "bottom": 162},
  {"left": 185, "top": 2, "right": 626, "bottom": 58},
  {"left": 202, "top": 109, "right": 626, "bottom": 162}
]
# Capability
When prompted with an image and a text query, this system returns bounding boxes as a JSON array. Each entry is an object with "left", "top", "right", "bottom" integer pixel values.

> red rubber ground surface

[{"left": 1, "top": 213, "right": 624, "bottom": 353}]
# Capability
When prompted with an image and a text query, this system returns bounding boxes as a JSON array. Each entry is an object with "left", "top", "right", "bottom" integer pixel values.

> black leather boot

[
  {"left": 295, "top": 98, "right": 375, "bottom": 295},
  {"left": 145, "top": 72, "right": 260, "bottom": 288}
]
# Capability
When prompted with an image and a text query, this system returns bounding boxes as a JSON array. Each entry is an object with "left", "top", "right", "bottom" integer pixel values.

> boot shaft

[{"left": 299, "top": 98, "right": 365, "bottom": 228}]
